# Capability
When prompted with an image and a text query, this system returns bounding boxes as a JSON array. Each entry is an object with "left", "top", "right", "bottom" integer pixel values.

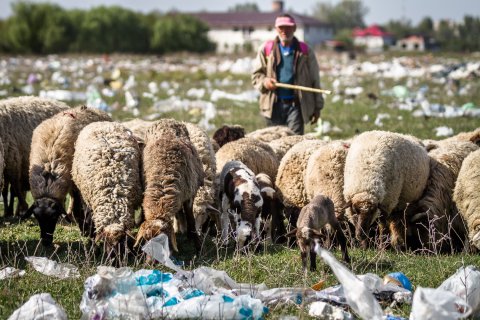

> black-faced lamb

[
  {"left": 343, "top": 130, "right": 430, "bottom": 249},
  {"left": 453, "top": 149, "right": 480, "bottom": 251},
  {"left": 23, "top": 106, "right": 112, "bottom": 246},
  {"left": 212, "top": 124, "right": 245, "bottom": 152},
  {"left": 288, "top": 194, "right": 350, "bottom": 271},
  {"left": 0, "top": 96, "right": 69, "bottom": 216},
  {"left": 135, "top": 120, "right": 204, "bottom": 253},
  {"left": 72, "top": 122, "right": 142, "bottom": 247}
]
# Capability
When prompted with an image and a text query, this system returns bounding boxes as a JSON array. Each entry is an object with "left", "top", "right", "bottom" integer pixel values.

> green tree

[
  {"left": 313, "top": 0, "right": 368, "bottom": 31},
  {"left": 228, "top": 3, "right": 259, "bottom": 12},
  {"left": 415, "top": 16, "right": 434, "bottom": 36},
  {"left": 150, "top": 14, "right": 215, "bottom": 54},
  {"left": 384, "top": 19, "right": 413, "bottom": 39},
  {"left": 458, "top": 16, "right": 480, "bottom": 51}
]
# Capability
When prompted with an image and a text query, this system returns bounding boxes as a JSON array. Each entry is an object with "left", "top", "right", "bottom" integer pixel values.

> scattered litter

[
  {"left": 434, "top": 126, "right": 454, "bottom": 137},
  {"left": 25, "top": 256, "right": 80, "bottom": 279},
  {"left": 410, "top": 287, "right": 471, "bottom": 320},
  {"left": 8, "top": 293, "right": 67, "bottom": 320},
  {"left": 384, "top": 272, "right": 412, "bottom": 291},
  {"left": 0, "top": 267, "right": 26, "bottom": 280},
  {"left": 309, "top": 301, "right": 353, "bottom": 319},
  {"left": 374, "top": 113, "right": 391, "bottom": 127}
]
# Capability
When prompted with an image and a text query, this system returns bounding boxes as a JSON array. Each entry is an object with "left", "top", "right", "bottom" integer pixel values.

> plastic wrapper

[
  {"left": 438, "top": 265, "right": 480, "bottom": 316},
  {"left": 0, "top": 267, "right": 26, "bottom": 279},
  {"left": 8, "top": 293, "right": 67, "bottom": 320},
  {"left": 308, "top": 301, "right": 354, "bottom": 320},
  {"left": 410, "top": 287, "right": 471, "bottom": 320},
  {"left": 314, "top": 244, "right": 384, "bottom": 320},
  {"left": 25, "top": 256, "right": 80, "bottom": 279},
  {"left": 141, "top": 234, "right": 185, "bottom": 274}
]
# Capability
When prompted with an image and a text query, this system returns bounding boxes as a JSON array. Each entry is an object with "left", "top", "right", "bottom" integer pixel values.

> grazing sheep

[
  {"left": 136, "top": 120, "right": 204, "bottom": 253},
  {"left": 0, "top": 96, "right": 69, "bottom": 216},
  {"left": 407, "top": 140, "right": 478, "bottom": 252},
  {"left": 288, "top": 194, "right": 350, "bottom": 271},
  {"left": 216, "top": 137, "right": 279, "bottom": 181},
  {"left": 268, "top": 135, "right": 317, "bottom": 162},
  {"left": 212, "top": 124, "right": 245, "bottom": 151},
  {"left": 219, "top": 160, "right": 263, "bottom": 248},
  {"left": 275, "top": 139, "right": 327, "bottom": 229},
  {"left": 72, "top": 122, "right": 142, "bottom": 247},
  {"left": 453, "top": 149, "right": 480, "bottom": 250},
  {"left": 343, "top": 130, "right": 430, "bottom": 249},
  {"left": 23, "top": 106, "right": 112, "bottom": 246},
  {"left": 122, "top": 118, "right": 152, "bottom": 140},
  {"left": 246, "top": 125, "right": 295, "bottom": 143},
  {"left": 444, "top": 128, "right": 480, "bottom": 146},
  {"left": 304, "top": 141, "right": 350, "bottom": 221},
  {"left": 183, "top": 122, "right": 219, "bottom": 234}
]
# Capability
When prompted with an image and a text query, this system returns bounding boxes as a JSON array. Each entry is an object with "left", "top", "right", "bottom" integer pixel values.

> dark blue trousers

[{"left": 265, "top": 101, "right": 304, "bottom": 135}]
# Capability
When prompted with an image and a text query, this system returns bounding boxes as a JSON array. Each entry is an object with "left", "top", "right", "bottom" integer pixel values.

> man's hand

[
  {"left": 310, "top": 111, "right": 320, "bottom": 125},
  {"left": 263, "top": 77, "right": 277, "bottom": 91}
]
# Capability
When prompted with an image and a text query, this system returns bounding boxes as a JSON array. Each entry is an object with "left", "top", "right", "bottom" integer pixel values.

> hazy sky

[{"left": 1, "top": 0, "right": 479, "bottom": 25}]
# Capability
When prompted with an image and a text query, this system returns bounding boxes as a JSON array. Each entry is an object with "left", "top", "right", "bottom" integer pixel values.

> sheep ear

[
  {"left": 342, "top": 201, "right": 352, "bottom": 211},
  {"left": 224, "top": 171, "right": 235, "bottom": 196},
  {"left": 134, "top": 226, "right": 145, "bottom": 247},
  {"left": 286, "top": 228, "right": 297, "bottom": 237}
]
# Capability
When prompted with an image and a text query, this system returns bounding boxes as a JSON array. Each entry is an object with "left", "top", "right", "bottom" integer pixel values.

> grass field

[{"left": 1, "top": 51, "right": 480, "bottom": 319}]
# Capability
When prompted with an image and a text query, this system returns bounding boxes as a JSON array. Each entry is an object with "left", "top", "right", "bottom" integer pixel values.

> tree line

[{"left": 0, "top": 2, "right": 215, "bottom": 54}]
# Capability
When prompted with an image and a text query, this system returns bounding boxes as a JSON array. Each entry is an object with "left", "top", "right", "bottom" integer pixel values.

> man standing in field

[{"left": 252, "top": 14, "right": 324, "bottom": 135}]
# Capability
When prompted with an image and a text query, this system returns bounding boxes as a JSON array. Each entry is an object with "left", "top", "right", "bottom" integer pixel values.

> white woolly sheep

[
  {"left": 24, "top": 106, "right": 112, "bottom": 246},
  {"left": 246, "top": 125, "right": 295, "bottom": 143},
  {"left": 287, "top": 194, "right": 350, "bottom": 271},
  {"left": 407, "top": 140, "right": 478, "bottom": 252},
  {"left": 136, "top": 119, "right": 204, "bottom": 253},
  {"left": 122, "top": 118, "right": 152, "bottom": 140},
  {"left": 72, "top": 122, "right": 142, "bottom": 247},
  {"left": 453, "top": 149, "right": 480, "bottom": 250},
  {"left": 343, "top": 130, "right": 430, "bottom": 249},
  {"left": 268, "top": 135, "right": 317, "bottom": 162},
  {"left": 0, "top": 96, "right": 69, "bottom": 216}
]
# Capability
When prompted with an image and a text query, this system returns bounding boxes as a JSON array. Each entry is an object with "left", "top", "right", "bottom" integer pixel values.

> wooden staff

[{"left": 275, "top": 83, "right": 332, "bottom": 95}]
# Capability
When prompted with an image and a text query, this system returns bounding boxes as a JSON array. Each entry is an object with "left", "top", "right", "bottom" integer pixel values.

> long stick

[{"left": 275, "top": 82, "right": 332, "bottom": 95}]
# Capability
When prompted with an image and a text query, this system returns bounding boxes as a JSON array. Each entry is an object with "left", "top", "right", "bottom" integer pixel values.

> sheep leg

[
  {"left": 1, "top": 183, "right": 13, "bottom": 216},
  {"left": 286, "top": 207, "right": 300, "bottom": 246},
  {"left": 388, "top": 212, "right": 406, "bottom": 251},
  {"left": 301, "top": 249, "right": 308, "bottom": 272},
  {"left": 14, "top": 189, "right": 28, "bottom": 216},
  {"left": 309, "top": 247, "right": 317, "bottom": 272},
  {"left": 184, "top": 200, "right": 201, "bottom": 253},
  {"left": 331, "top": 220, "right": 351, "bottom": 263},
  {"left": 271, "top": 204, "right": 287, "bottom": 244}
]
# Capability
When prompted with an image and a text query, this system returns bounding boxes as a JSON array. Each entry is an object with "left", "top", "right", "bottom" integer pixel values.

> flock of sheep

[{"left": 1, "top": 95, "right": 479, "bottom": 269}]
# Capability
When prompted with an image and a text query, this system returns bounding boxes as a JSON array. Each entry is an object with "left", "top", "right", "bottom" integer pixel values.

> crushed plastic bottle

[{"left": 25, "top": 256, "right": 80, "bottom": 279}]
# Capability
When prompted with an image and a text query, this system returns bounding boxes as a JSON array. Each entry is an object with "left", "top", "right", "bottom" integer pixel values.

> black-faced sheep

[
  {"left": 212, "top": 124, "right": 245, "bottom": 152},
  {"left": 136, "top": 120, "right": 204, "bottom": 253},
  {"left": 288, "top": 194, "right": 350, "bottom": 271},
  {"left": 343, "top": 130, "right": 430, "bottom": 249},
  {"left": 219, "top": 161, "right": 263, "bottom": 248},
  {"left": 72, "top": 122, "right": 142, "bottom": 247},
  {"left": 246, "top": 125, "right": 295, "bottom": 143},
  {"left": 406, "top": 140, "right": 478, "bottom": 253},
  {"left": 23, "top": 106, "right": 112, "bottom": 246},
  {"left": 0, "top": 96, "right": 69, "bottom": 216},
  {"left": 453, "top": 149, "right": 480, "bottom": 251}
]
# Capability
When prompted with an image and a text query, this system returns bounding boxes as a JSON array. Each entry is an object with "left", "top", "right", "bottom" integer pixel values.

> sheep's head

[
  {"left": 350, "top": 192, "right": 379, "bottom": 243},
  {"left": 295, "top": 227, "right": 322, "bottom": 254},
  {"left": 21, "top": 197, "right": 66, "bottom": 246},
  {"left": 212, "top": 125, "right": 245, "bottom": 148},
  {"left": 96, "top": 224, "right": 126, "bottom": 247},
  {"left": 135, "top": 220, "right": 177, "bottom": 252}
]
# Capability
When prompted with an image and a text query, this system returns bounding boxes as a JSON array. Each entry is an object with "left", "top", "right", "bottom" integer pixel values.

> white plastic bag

[
  {"left": 25, "top": 256, "right": 80, "bottom": 279},
  {"left": 315, "top": 244, "right": 384, "bottom": 320},
  {"left": 0, "top": 267, "right": 26, "bottom": 279},
  {"left": 410, "top": 287, "right": 471, "bottom": 320},
  {"left": 438, "top": 265, "right": 480, "bottom": 316},
  {"left": 8, "top": 293, "right": 67, "bottom": 320},
  {"left": 141, "top": 234, "right": 186, "bottom": 275},
  {"left": 308, "top": 301, "right": 354, "bottom": 320}
]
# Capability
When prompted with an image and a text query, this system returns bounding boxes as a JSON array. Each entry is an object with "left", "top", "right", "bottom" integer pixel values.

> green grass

[{"left": 1, "top": 52, "right": 480, "bottom": 319}]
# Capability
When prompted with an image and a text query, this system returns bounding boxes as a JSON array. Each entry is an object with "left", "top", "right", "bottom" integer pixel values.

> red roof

[{"left": 353, "top": 25, "right": 392, "bottom": 37}]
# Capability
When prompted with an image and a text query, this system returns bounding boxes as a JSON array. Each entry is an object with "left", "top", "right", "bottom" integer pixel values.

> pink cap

[{"left": 275, "top": 16, "right": 296, "bottom": 27}]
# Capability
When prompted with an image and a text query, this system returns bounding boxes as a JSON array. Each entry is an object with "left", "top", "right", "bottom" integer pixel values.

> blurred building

[
  {"left": 192, "top": 1, "right": 333, "bottom": 53},
  {"left": 396, "top": 35, "right": 438, "bottom": 51},
  {"left": 352, "top": 25, "right": 395, "bottom": 52}
]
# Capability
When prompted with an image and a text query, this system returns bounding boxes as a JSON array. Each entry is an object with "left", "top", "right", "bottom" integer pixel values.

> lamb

[
  {"left": 268, "top": 135, "right": 317, "bottom": 162},
  {"left": 183, "top": 122, "right": 219, "bottom": 234},
  {"left": 23, "top": 106, "right": 112, "bottom": 246},
  {"left": 212, "top": 124, "right": 245, "bottom": 152},
  {"left": 343, "top": 130, "right": 430, "bottom": 249},
  {"left": 216, "top": 137, "right": 279, "bottom": 181},
  {"left": 72, "top": 122, "right": 142, "bottom": 247},
  {"left": 135, "top": 120, "right": 204, "bottom": 253},
  {"left": 219, "top": 160, "right": 263, "bottom": 248},
  {"left": 287, "top": 194, "right": 350, "bottom": 271},
  {"left": 0, "top": 96, "right": 69, "bottom": 216},
  {"left": 246, "top": 125, "right": 295, "bottom": 143},
  {"left": 275, "top": 139, "right": 327, "bottom": 228},
  {"left": 453, "top": 149, "right": 480, "bottom": 250},
  {"left": 406, "top": 140, "right": 478, "bottom": 252},
  {"left": 304, "top": 141, "right": 351, "bottom": 222}
]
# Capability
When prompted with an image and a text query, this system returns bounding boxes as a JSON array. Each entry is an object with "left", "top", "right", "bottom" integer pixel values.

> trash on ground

[
  {"left": 410, "top": 286, "right": 471, "bottom": 320},
  {"left": 0, "top": 267, "right": 26, "bottom": 280},
  {"left": 25, "top": 256, "right": 80, "bottom": 279},
  {"left": 8, "top": 293, "right": 67, "bottom": 320},
  {"left": 309, "top": 301, "right": 354, "bottom": 319},
  {"left": 434, "top": 126, "right": 454, "bottom": 137}
]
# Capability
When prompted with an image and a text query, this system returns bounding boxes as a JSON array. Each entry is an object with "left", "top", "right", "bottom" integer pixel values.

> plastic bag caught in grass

[
  {"left": 141, "top": 234, "right": 185, "bottom": 274},
  {"left": 0, "top": 267, "right": 25, "bottom": 279},
  {"left": 314, "top": 244, "right": 384, "bottom": 320},
  {"left": 25, "top": 256, "right": 80, "bottom": 279},
  {"left": 309, "top": 301, "right": 354, "bottom": 320},
  {"left": 438, "top": 265, "right": 480, "bottom": 316},
  {"left": 410, "top": 287, "right": 471, "bottom": 320},
  {"left": 8, "top": 293, "right": 67, "bottom": 320}
]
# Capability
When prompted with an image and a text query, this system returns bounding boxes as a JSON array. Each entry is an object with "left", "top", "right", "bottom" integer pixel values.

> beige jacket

[{"left": 251, "top": 37, "right": 324, "bottom": 124}]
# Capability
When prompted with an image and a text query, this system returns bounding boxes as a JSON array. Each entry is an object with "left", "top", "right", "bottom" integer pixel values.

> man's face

[{"left": 276, "top": 25, "right": 296, "bottom": 42}]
